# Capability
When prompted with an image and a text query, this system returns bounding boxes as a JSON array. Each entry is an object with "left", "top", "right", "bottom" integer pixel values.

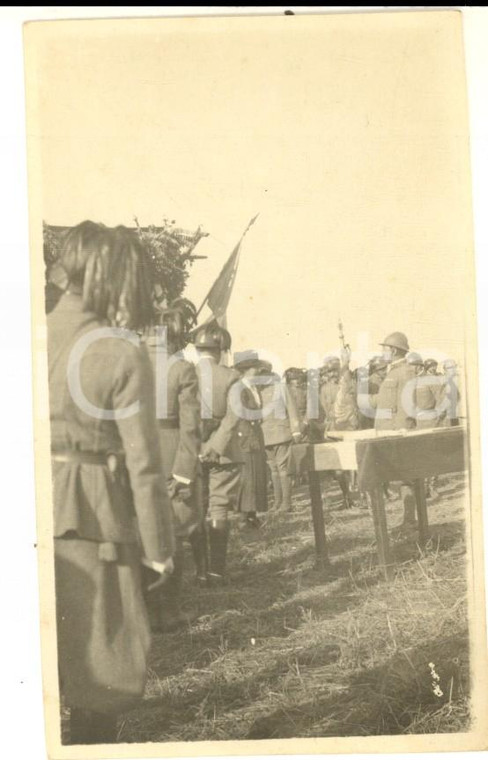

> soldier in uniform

[
  {"left": 285, "top": 368, "right": 308, "bottom": 425},
  {"left": 357, "top": 356, "right": 388, "bottom": 429},
  {"left": 193, "top": 324, "right": 244, "bottom": 584},
  {"left": 146, "top": 306, "right": 205, "bottom": 632},
  {"left": 424, "top": 358, "right": 439, "bottom": 376},
  {"left": 317, "top": 356, "right": 353, "bottom": 509},
  {"left": 374, "top": 331, "right": 418, "bottom": 526},
  {"left": 413, "top": 355, "right": 445, "bottom": 430},
  {"left": 260, "top": 368, "right": 302, "bottom": 511}
]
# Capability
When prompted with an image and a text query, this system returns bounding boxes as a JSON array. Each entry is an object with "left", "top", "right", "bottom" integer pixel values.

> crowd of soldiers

[
  {"left": 46, "top": 221, "right": 461, "bottom": 744},
  {"left": 144, "top": 313, "right": 462, "bottom": 633}
]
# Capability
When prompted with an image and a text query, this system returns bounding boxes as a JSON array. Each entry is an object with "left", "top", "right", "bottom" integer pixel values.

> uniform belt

[
  {"left": 51, "top": 449, "right": 125, "bottom": 466},
  {"left": 158, "top": 419, "right": 180, "bottom": 430}
]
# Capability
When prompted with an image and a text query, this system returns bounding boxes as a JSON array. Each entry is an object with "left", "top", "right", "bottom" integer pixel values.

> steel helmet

[
  {"left": 380, "top": 331, "right": 410, "bottom": 352},
  {"left": 218, "top": 327, "right": 232, "bottom": 352},
  {"left": 406, "top": 351, "right": 424, "bottom": 367},
  {"left": 193, "top": 324, "right": 224, "bottom": 349},
  {"left": 424, "top": 358, "right": 438, "bottom": 371}
]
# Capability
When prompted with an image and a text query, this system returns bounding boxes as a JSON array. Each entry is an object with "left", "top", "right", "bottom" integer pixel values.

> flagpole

[{"left": 195, "top": 214, "right": 259, "bottom": 320}]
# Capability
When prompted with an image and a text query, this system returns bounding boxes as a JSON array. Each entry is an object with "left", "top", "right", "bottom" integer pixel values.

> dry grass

[{"left": 118, "top": 472, "right": 470, "bottom": 743}]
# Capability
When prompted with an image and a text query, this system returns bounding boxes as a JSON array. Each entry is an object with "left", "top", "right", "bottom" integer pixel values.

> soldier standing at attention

[
  {"left": 260, "top": 367, "right": 303, "bottom": 511},
  {"left": 318, "top": 357, "right": 341, "bottom": 432},
  {"left": 146, "top": 306, "right": 205, "bottom": 632},
  {"left": 193, "top": 324, "right": 244, "bottom": 585},
  {"left": 317, "top": 356, "right": 352, "bottom": 509},
  {"left": 357, "top": 356, "right": 388, "bottom": 429},
  {"left": 414, "top": 356, "right": 445, "bottom": 430},
  {"left": 374, "top": 332, "right": 418, "bottom": 527}
]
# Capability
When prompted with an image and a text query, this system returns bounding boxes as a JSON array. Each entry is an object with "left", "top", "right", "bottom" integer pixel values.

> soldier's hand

[
  {"left": 200, "top": 448, "right": 220, "bottom": 464},
  {"left": 141, "top": 556, "right": 174, "bottom": 593}
]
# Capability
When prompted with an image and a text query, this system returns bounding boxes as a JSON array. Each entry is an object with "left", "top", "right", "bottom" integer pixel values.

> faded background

[{"left": 33, "top": 12, "right": 472, "bottom": 367}]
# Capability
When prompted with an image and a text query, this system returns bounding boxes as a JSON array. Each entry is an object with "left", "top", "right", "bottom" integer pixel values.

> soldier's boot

[
  {"left": 207, "top": 519, "right": 229, "bottom": 586},
  {"left": 279, "top": 473, "right": 293, "bottom": 512},
  {"left": 270, "top": 472, "right": 283, "bottom": 511},
  {"left": 401, "top": 486, "right": 417, "bottom": 527},
  {"left": 189, "top": 525, "right": 209, "bottom": 586},
  {"left": 158, "top": 542, "right": 186, "bottom": 633}
]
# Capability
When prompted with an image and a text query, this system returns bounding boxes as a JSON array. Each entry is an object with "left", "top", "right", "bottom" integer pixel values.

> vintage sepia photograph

[{"left": 23, "top": 8, "right": 487, "bottom": 757}]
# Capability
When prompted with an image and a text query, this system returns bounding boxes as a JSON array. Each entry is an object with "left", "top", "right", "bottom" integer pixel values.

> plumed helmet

[
  {"left": 406, "top": 351, "right": 424, "bottom": 367},
  {"left": 380, "top": 331, "right": 410, "bottom": 352}
]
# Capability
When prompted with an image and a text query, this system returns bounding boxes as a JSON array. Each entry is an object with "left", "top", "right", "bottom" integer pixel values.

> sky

[{"left": 27, "top": 11, "right": 474, "bottom": 369}]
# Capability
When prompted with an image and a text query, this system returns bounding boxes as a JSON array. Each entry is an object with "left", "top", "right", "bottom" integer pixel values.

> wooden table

[{"left": 289, "top": 426, "right": 467, "bottom": 579}]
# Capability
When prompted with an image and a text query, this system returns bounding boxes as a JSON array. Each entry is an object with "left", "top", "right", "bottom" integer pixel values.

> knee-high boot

[
  {"left": 207, "top": 519, "right": 229, "bottom": 585},
  {"left": 158, "top": 540, "right": 186, "bottom": 633},
  {"left": 189, "top": 525, "right": 209, "bottom": 585}
]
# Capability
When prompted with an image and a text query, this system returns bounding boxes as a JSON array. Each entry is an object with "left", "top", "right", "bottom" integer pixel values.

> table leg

[
  {"left": 369, "top": 486, "right": 392, "bottom": 580},
  {"left": 308, "top": 471, "right": 330, "bottom": 570},
  {"left": 413, "top": 478, "right": 429, "bottom": 545}
]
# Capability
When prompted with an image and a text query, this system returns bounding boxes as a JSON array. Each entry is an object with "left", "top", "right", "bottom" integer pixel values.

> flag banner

[
  {"left": 197, "top": 214, "right": 259, "bottom": 325},
  {"left": 206, "top": 242, "right": 241, "bottom": 323}
]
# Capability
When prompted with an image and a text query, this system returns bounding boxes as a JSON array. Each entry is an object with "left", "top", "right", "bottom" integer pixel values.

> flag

[
  {"left": 205, "top": 241, "right": 241, "bottom": 325},
  {"left": 197, "top": 214, "right": 258, "bottom": 326}
]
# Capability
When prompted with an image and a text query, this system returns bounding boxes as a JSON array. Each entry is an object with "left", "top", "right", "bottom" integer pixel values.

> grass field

[{"left": 119, "top": 473, "right": 470, "bottom": 743}]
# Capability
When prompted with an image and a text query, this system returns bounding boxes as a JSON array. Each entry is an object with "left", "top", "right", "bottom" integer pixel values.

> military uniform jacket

[
  {"left": 333, "top": 369, "right": 359, "bottom": 431},
  {"left": 374, "top": 358, "right": 417, "bottom": 431},
  {"left": 319, "top": 381, "right": 340, "bottom": 431},
  {"left": 260, "top": 382, "right": 302, "bottom": 446},
  {"left": 415, "top": 373, "right": 446, "bottom": 429},
  {"left": 195, "top": 357, "right": 245, "bottom": 465},
  {"left": 47, "top": 293, "right": 175, "bottom": 563},
  {"left": 146, "top": 338, "right": 201, "bottom": 482}
]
